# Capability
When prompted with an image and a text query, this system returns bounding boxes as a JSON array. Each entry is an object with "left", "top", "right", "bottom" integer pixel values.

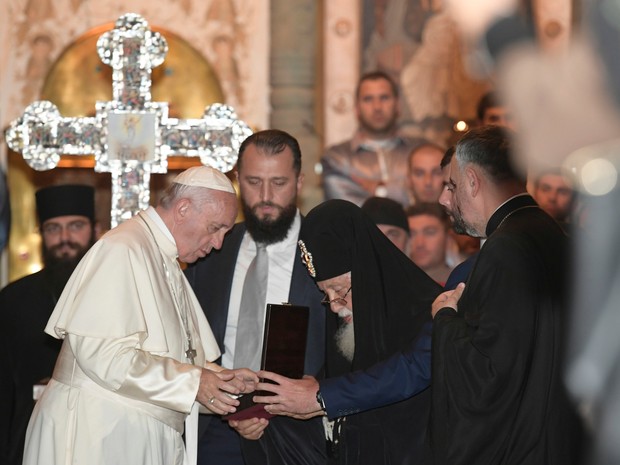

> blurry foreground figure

[{"left": 444, "top": 1, "right": 620, "bottom": 462}]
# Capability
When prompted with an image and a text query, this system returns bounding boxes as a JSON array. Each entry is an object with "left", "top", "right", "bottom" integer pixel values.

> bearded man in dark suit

[{"left": 185, "top": 129, "right": 326, "bottom": 465}]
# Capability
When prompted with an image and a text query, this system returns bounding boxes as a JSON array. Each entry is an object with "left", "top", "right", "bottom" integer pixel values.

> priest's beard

[
  {"left": 335, "top": 316, "right": 355, "bottom": 362},
  {"left": 43, "top": 236, "right": 94, "bottom": 299},
  {"left": 243, "top": 201, "right": 297, "bottom": 245}
]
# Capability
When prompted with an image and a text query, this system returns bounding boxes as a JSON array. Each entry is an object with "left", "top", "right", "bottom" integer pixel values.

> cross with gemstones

[{"left": 5, "top": 13, "right": 252, "bottom": 228}]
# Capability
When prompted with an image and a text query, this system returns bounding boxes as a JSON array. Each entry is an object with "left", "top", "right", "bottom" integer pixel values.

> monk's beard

[
  {"left": 335, "top": 317, "right": 355, "bottom": 362},
  {"left": 42, "top": 238, "right": 94, "bottom": 300},
  {"left": 43, "top": 238, "right": 93, "bottom": 268}
]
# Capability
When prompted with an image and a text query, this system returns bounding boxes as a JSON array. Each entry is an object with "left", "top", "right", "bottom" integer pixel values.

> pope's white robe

[{"left": 23, "top": 209, "right": 220, "bottom": 465}]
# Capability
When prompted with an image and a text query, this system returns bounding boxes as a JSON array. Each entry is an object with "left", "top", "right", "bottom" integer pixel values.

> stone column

[
  {"left": 323, "top": 0, "right": 360, "bottom": 147},
  {"left": 269, "top": 0, "right": 322, "bottom": 212},
  {"left": 533, "top": 0, "right": 573, "bottom": 52}
]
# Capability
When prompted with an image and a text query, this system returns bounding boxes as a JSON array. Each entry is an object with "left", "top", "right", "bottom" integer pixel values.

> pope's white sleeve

[{"left": 67, "top": 332, "right": 202, "bottom": 414}]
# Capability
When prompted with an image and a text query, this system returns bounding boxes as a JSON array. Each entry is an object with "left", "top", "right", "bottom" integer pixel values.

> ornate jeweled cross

[{"left": 5, "top": 13, "right": 252, "bottom": 227}]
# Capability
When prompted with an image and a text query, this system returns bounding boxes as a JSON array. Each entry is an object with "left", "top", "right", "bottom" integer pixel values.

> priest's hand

[
  {"left": 431, "top": 282, "right": 465, "bottom": 319},
  {"left": 229, "top": 417, "right": 270, "bottom": 440},
  {"left": 253, "top": 372, "right": 324, "bottom": 419},
  {"left": 196, "top": 367, "right": 258, "bottom": 415}
]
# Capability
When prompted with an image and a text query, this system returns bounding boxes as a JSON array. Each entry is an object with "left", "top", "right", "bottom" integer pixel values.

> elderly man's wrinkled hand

[
  {"left": 229, "top": 367, "right": 259, "bottom": 394},
  {"left": 216, "top": 368, "right": 258, "bottom": 395},
  {"left": 196, "top": 368, "right": 251, "bottom": 415}
]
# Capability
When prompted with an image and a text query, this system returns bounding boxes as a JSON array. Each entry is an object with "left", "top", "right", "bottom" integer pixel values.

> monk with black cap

[
  {"left": 0, "top": 184, "right": 97, "bottom": 465},
  {"left": 361, "top": 196, "right": 410, "bottom": 253},
  {"left": 252, "top": 199, "right": 442, "bottom": 465}
]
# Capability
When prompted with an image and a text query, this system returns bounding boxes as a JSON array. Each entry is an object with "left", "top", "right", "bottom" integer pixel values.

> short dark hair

[
  {"left": 406, "top": 202, "right": 450, "bottom": 228},
  {"left": 440, "top": 146, "right": 455, "bottom": 169},
  {"left": 476, "top": 91, "right": 501, "bottom": 122},
  {"left": 237, "top": 129, "right": 302, "bottom": 175},
  {"left": 356, "top": 70, "right": 399, "bottom": 100},
  {"left": 455, "top": 125, "right": 525, "bottom": 185}
]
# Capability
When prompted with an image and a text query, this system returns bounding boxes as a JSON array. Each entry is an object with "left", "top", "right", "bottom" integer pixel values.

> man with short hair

[
  {"left": 407, "top": 142, "right": 445, "bottom": 204},
  {"left": 0, "top": 184, "right": 97, "bottom": 465},
  {"left": 22, "top": 167, "right": 258, "bottom": 465},
  {"left": 407, "top": 202, "right": 452, "bottom": 285},
  {"left": 185, "top": 129, "right": 326, "bottom": 465},
  {"left": 431, "top": 126, "right": 584, "bottom": 465},
  {"left": 361, "top": 196, "right": 410, "bottom": 253},
  {"left": 476, "top": 90, "right": 515, "bottom": 130},
  {"left": 322, "top": 70, "right": 422, "bottom": 207},
  {"left": 532, "top": 169, "right": 576, "bottom": 228}
]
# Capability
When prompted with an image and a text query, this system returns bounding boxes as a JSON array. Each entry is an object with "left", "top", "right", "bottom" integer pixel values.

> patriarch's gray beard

[{"left": 335, "top": 319, "right": 355, "bottom": 362}]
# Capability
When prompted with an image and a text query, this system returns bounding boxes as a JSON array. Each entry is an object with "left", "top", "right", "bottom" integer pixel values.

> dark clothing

[
  {"left": 431, "top": 195, "right": 584, "bottom": 465},
  {"left": 0, "top": 269, "right": 63, "bottom": 465},
  {"left": 313, "top": 253, "right": 469, "bottom": 424},
  {"left": 299, "top": 200, "right": 443, "bottom": 465},
  {"left": 0, "top": 167, "right": 10, "bottom": 251},
  {"left": 240, "top": 413, "right": 327, "bottom": 465},
  {"left": 319, "top": 321, "right": 433, "bottom": 465},
  {"left": 319, "top": 321, "right": 432, "bottom": 419},
  {"left": 185, "top": 222, "right": 327, "bottom": 465},
  {"left": 444, "top": 253, "right": 477, "bottom": 291}
]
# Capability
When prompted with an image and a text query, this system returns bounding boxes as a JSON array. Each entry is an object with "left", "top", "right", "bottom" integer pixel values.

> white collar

[{"left": 144, "top": 206, "right": 176, "bottom": 245}]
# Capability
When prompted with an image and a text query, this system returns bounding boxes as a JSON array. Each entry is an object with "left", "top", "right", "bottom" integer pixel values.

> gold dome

[{"left": 41, "top": 23, "right": 224, "bottom": 119}]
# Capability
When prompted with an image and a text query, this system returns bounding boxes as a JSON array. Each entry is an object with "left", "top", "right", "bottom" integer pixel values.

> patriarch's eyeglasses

[{"left": 320, "top": 287, "right": 351, "bottom": 306}]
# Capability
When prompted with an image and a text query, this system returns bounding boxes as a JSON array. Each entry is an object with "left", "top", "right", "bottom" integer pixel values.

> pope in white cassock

[{"left": 22, "top": 166, "right": 258, "bottom": 465}]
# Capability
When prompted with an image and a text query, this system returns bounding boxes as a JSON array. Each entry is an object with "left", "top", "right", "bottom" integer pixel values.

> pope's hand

[{"left": 196, "top": 367, "right": 258, "bottom": 415}]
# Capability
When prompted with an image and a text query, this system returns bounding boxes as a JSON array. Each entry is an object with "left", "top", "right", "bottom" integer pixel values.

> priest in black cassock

[
  {"left": 0, "top": 184, "right": 97, "bottom": 465},
  {"left": 431, "top": 126, "right": 585, "bottom": 465}
]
